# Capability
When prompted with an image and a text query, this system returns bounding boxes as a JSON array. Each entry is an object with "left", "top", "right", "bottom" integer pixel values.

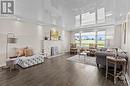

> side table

[
  {"left": 6, "top": 58, "right": 18, "bottom": 71},
  {"left": 79, "top": 52, "right": 87, "bottom": 63},
  {"left": 106, "top": 56, "right": 126, "bottom": 84}
]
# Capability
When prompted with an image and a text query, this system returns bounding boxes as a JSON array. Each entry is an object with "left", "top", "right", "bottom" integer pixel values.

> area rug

[{"left": 67, "top": 55, "right": 97, "bottom": 66}]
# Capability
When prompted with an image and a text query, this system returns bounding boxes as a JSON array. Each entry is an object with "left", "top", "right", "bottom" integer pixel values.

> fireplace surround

[{"left": 51, "top": 46, "right": 59, "bottom": 56}]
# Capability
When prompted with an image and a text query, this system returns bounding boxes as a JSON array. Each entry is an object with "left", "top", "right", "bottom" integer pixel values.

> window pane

[
  {"left": 81, "top": 12, "right": 96, "bottom": 26},
  {"left": 97, "top": 8, "right": 105, "bottom": 23},
  {"left": 89, "top": 12, "right": 96, "bottom": 25},
  {"left": 81, "top": 12, "right": 89, "bottom": 26},
  {"left": 81, "top": 32, "right": 96, "bottom": 47},
  {"left": 75, "top": 15, "right": 80, "bottom": 27},
  {"left": 97, "top": 31, "right": 106, "bottom": 48}
]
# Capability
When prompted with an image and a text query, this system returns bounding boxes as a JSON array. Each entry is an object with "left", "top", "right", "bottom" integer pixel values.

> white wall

[
  {"left": 113, "top": 25, "right": 122, "bottom": 48},
  {"left": 0, "top": 19, "right": 70, "bottom": 67},
  {"left": 121, "top": 23, "right": 128, "bottom": 50},
  {"left": 120, "top": 13, "right": 130, "bottom": 77},
  {"left": 126, "top": 13, "right": 130, "bottom": 76}
]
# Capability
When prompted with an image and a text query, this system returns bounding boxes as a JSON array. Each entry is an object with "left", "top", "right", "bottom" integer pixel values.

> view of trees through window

[
  {"left": 81, "top": 32, "right": 96, "bottom": 47},
  {"left": 97, "top": 31, "right": 106, "bottom": 47},
  {"left": 75, "top": 31, "right": 106, "bottom": 48}
]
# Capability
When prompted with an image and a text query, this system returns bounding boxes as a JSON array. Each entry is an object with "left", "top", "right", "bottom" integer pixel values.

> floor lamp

[
  {"left": 6, "top": 33, "right": 17, "bottom": 59},
  {"left": 1, "top": 33, "right": 17, "bottom": 69}
]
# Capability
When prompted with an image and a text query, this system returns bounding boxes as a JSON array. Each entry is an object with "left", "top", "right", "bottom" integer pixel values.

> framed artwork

[{"left": 50, "top": 30, "right": 61, "bottom": 40}]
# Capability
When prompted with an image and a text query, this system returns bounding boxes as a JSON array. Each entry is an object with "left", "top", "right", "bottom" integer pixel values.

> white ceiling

[
  {"left": 59, "top": 0, "right": 101, "bottom": 9},
  {"left": 11, "top": 0, "right": 130, "bottom": 30}
]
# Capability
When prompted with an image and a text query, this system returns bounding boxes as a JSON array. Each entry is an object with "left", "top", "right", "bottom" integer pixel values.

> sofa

[{"left": 95, "top": 51, "right": 128, "bottom": 68}]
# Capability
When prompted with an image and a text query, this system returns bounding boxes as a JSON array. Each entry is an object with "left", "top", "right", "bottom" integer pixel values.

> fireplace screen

[{"left": 51, "top": 47, "right": 59, "bottom": 56}]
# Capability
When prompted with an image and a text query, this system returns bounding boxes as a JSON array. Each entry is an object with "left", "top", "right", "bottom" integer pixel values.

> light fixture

[{"left": 1, "top": 33, "right": 17, "bottom": 69}]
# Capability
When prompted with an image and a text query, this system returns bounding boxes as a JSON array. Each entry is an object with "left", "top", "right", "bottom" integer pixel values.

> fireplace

[{"left": 51, "top": 47, "right": 59, "bottom": 56}]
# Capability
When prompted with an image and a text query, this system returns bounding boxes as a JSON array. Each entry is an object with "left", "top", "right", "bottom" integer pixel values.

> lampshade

[{"left": 7, "top": 38, "right": 17, "bottom": 43}]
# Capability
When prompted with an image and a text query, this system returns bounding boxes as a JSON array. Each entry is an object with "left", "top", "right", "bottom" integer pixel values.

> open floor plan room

[{"left": 0, "top": 0, "right": 130, "bottom": 86}]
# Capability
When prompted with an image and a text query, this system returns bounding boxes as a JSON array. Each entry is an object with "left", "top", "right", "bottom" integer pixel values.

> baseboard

[
  {"left": 125, "top": 73, "right": 130, "bottom": 86},
  {"left": 48, "top": 53, "right": 65, "bottom": 58}
]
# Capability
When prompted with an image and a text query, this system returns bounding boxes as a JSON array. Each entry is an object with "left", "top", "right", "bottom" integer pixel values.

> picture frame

[{"left": 50, "top": 30, "right": 61, "bottom": 40}]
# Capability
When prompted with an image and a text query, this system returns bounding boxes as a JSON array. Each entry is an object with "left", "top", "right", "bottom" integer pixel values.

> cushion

[
  {"left": 17, "top": 48, "right": 25, "bottom": 57},
  {"left": 24, "top": 48, "right": 33, "bottom": 57}
]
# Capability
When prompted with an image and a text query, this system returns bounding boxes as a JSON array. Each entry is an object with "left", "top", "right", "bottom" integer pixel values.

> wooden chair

[{"left": 70, "top": 43, "right": 77, "bottom": 54}]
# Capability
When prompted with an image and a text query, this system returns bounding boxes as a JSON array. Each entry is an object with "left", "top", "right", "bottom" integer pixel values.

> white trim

[
  {"left": 125, "top": 73, "right": 130, "bottom": 86},
  {"left": 48, "top": 53, "right": 65, "bottom": 58}
]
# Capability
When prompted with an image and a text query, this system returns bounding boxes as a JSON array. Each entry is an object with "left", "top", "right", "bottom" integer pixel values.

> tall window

[
  {"left": 75, "top": 8, "right": 106, "bottom": 26},
  {"left": 81, "top": 12, "right": 89, "bottom": 26},
  {"left": 81, "top": 12, "right": 96, "bottom": 26},
  {"left": 97, "top": 8, "right": 105, "bottom": 23},
  {"left": 97, "top": 31, "right": 106, "bottom": 48}
]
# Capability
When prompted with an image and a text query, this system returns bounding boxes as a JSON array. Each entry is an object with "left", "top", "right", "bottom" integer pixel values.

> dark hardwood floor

[{"left": 0, "top": 54, "right": 127, "bottom": 86}]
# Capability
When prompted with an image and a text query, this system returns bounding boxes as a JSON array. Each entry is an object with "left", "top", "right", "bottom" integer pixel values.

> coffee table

[{"left": 79, "top": 52, "right": 88, "bottom": 62}]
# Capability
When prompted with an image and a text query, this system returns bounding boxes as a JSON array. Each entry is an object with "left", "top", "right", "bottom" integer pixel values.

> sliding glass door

[
  {"left": 74, "top": 31, "right": 106, "bottom": 48},
  {"left": 97, "top": 31, "right": 106, "bottom": 48},
  {"left": 81, "top": 32, "right": 96, "bottom": 47}
]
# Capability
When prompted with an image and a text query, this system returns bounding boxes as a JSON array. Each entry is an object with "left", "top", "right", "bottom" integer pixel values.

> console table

[{"left": 106, "top": 56, "right": 126, "bottom": 84}]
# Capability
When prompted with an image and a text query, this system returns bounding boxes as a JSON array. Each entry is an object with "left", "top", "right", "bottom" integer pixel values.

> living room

[{"left": 0, "top": 0, "right": 130, "bottom": 86}]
